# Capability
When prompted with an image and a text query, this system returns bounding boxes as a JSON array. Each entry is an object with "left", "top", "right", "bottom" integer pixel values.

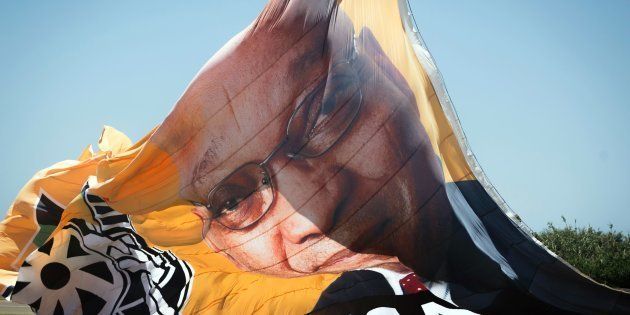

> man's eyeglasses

[{"left": 195, "top": 57, "right": 363, "bottom": 230}]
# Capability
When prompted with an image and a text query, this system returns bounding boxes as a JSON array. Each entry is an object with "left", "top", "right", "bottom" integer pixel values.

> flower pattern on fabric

[{"left": 10, "top": 180, "right": 194, "bottom": 315}]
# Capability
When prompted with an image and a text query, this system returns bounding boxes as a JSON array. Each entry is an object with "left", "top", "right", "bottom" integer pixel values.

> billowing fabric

[
  {"left": 2, "top": 0, "right": 629, "bottom": 314},
  {"left": 2, "top": 127, "right": 335, "bottom": 314}
]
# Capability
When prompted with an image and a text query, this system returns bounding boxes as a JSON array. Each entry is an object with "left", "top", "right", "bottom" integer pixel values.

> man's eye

[
  {"left": 210, "top": 184, "right": 252, "bottom": 214},
  {"left": 286, "top": 80, "right": 326, "bottom": 147},
  {"left": 287, "top": 74, "right": 354, "bottom": 144},
  {"left": 286, "top": 61, "right": 361, "bottom": 157},
  {"left": 319, "top": 72, "right": 356, "bottom": 116},
  {"left": 222, "top": 197, "right": 243, "bottom": 212},
  {"left": 215, "top": 187, "right": 273, "bottom": 230},
  {"left": 206, "top": 163, "right": 273, "bottom": 230},
  {"left": 301, "top": 75, "right": 353, "bottom": 139}
]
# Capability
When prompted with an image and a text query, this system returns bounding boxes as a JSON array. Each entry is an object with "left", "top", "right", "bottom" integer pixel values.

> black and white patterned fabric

[{"left": 10, "top": 180, "right": 194, "bottom": 315}]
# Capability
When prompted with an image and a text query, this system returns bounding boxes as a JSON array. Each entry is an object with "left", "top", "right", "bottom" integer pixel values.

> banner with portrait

[{"left": 1, "top": 1, "right": 628, "bottom": 314}]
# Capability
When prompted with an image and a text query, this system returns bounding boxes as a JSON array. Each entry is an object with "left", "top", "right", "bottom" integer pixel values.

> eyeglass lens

[{"left": 208, "top": 163, "right": 274, "bottom": 229}]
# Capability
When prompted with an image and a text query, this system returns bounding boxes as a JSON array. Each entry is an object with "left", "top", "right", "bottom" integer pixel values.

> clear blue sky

[{"left": 1, "top": 1, "right": 628, "bottom": 232}]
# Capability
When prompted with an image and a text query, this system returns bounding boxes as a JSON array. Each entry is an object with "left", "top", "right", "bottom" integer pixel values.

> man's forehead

[
  {"left": 230, "top": 32, "right": 327, "bottom": 97},
  {"left": 183, "top": 0, "right": 354, "bottom": 115},
  {"left": 205, "top": 22, "right": 330, "bottom": 136},
  {"left": 165, "top": 15, "right": 336, "bottom": 199}
]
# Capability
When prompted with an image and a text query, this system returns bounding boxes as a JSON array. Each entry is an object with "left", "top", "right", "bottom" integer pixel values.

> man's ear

[{"left": 356, "top": 27, "right": 417, "bottom": 105}]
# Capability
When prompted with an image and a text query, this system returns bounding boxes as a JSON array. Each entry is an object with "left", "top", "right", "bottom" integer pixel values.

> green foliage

[{"left": 534, "top": 217, "right": 630, "bottom": 289}]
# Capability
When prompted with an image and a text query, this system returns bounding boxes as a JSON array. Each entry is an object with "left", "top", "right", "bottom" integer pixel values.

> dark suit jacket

[{"left": 309, "top": 270, "right": 458, "bottom": 315}]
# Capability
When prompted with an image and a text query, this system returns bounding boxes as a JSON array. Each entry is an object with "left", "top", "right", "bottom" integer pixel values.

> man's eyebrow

[
  {"left": 192, "top": 87, "right": 240, "bottom": 180},
  {"left": 191, "top": 135, "right": 225, "bottom": 192}
]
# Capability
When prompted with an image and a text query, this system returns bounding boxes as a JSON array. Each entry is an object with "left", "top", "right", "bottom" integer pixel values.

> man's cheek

[
  {"left": 346, "top": 120, "right": 410, "bottom": 180},
  {"left": 228, "top": 232, "right": 284, "bottom": 271}
]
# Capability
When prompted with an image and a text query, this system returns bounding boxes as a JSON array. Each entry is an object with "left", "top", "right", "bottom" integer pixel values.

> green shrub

[{"left": 534, "top": 217, "right": 630, "bottom": 289}]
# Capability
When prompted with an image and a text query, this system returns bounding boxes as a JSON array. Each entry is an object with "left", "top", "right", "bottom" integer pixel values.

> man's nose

[
  {"left": 269, "top": 159, "right": 346, "bottom": 245},
  {"left": 278, "top": 203, "right": 329, "bottom": 244}
]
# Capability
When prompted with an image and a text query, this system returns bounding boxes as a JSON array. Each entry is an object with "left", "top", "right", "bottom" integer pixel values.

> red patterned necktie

[{"left": 399, "top": 273, "right": 428, "bottom": 295}]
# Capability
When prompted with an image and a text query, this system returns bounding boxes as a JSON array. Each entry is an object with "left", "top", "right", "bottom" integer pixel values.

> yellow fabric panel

[
  {"left": 0, "top": 269, "right": 18, "bottom": 292},
  {"left": 89, "top": 141, "right": 182, "bottom": 214},
  {"left": 77, "top": 144, "right": 94, "bottom": 161},
  {"left": 96, "top": 125, "right": 133, "bottom": 153},
  {"left": 131, "top": 204, "right": 203, "bottom": 247}
]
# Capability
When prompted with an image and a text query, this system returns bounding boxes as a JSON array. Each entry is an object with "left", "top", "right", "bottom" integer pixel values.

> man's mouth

[
  {"left": 315, "top": 219, "right": 392, "bottom": 272},
  {"left": 317, "top": 247, "right": 360, "bottom": 272}
]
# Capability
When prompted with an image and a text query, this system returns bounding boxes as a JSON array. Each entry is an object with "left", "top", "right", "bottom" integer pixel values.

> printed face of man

[{"left": 174, "top": 2, "right": 447, "bottom": 277}]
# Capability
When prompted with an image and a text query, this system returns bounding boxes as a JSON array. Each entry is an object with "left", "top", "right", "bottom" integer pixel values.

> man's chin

[
  {"left": 238, "top": 253, "right": 400, "bottom": 278},
  {"left": 289, "top": 251, "right": 400, "bottom": 275}
]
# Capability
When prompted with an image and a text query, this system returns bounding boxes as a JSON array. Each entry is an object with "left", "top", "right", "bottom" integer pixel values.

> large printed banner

[{"left": 1, "top": 1, "right": 628, "bottom": 314}]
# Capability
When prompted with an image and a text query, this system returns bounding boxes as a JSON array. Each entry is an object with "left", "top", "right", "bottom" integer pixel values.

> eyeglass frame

[{"left": 194, "top": 57, "right": 363, "bottom": 231}]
